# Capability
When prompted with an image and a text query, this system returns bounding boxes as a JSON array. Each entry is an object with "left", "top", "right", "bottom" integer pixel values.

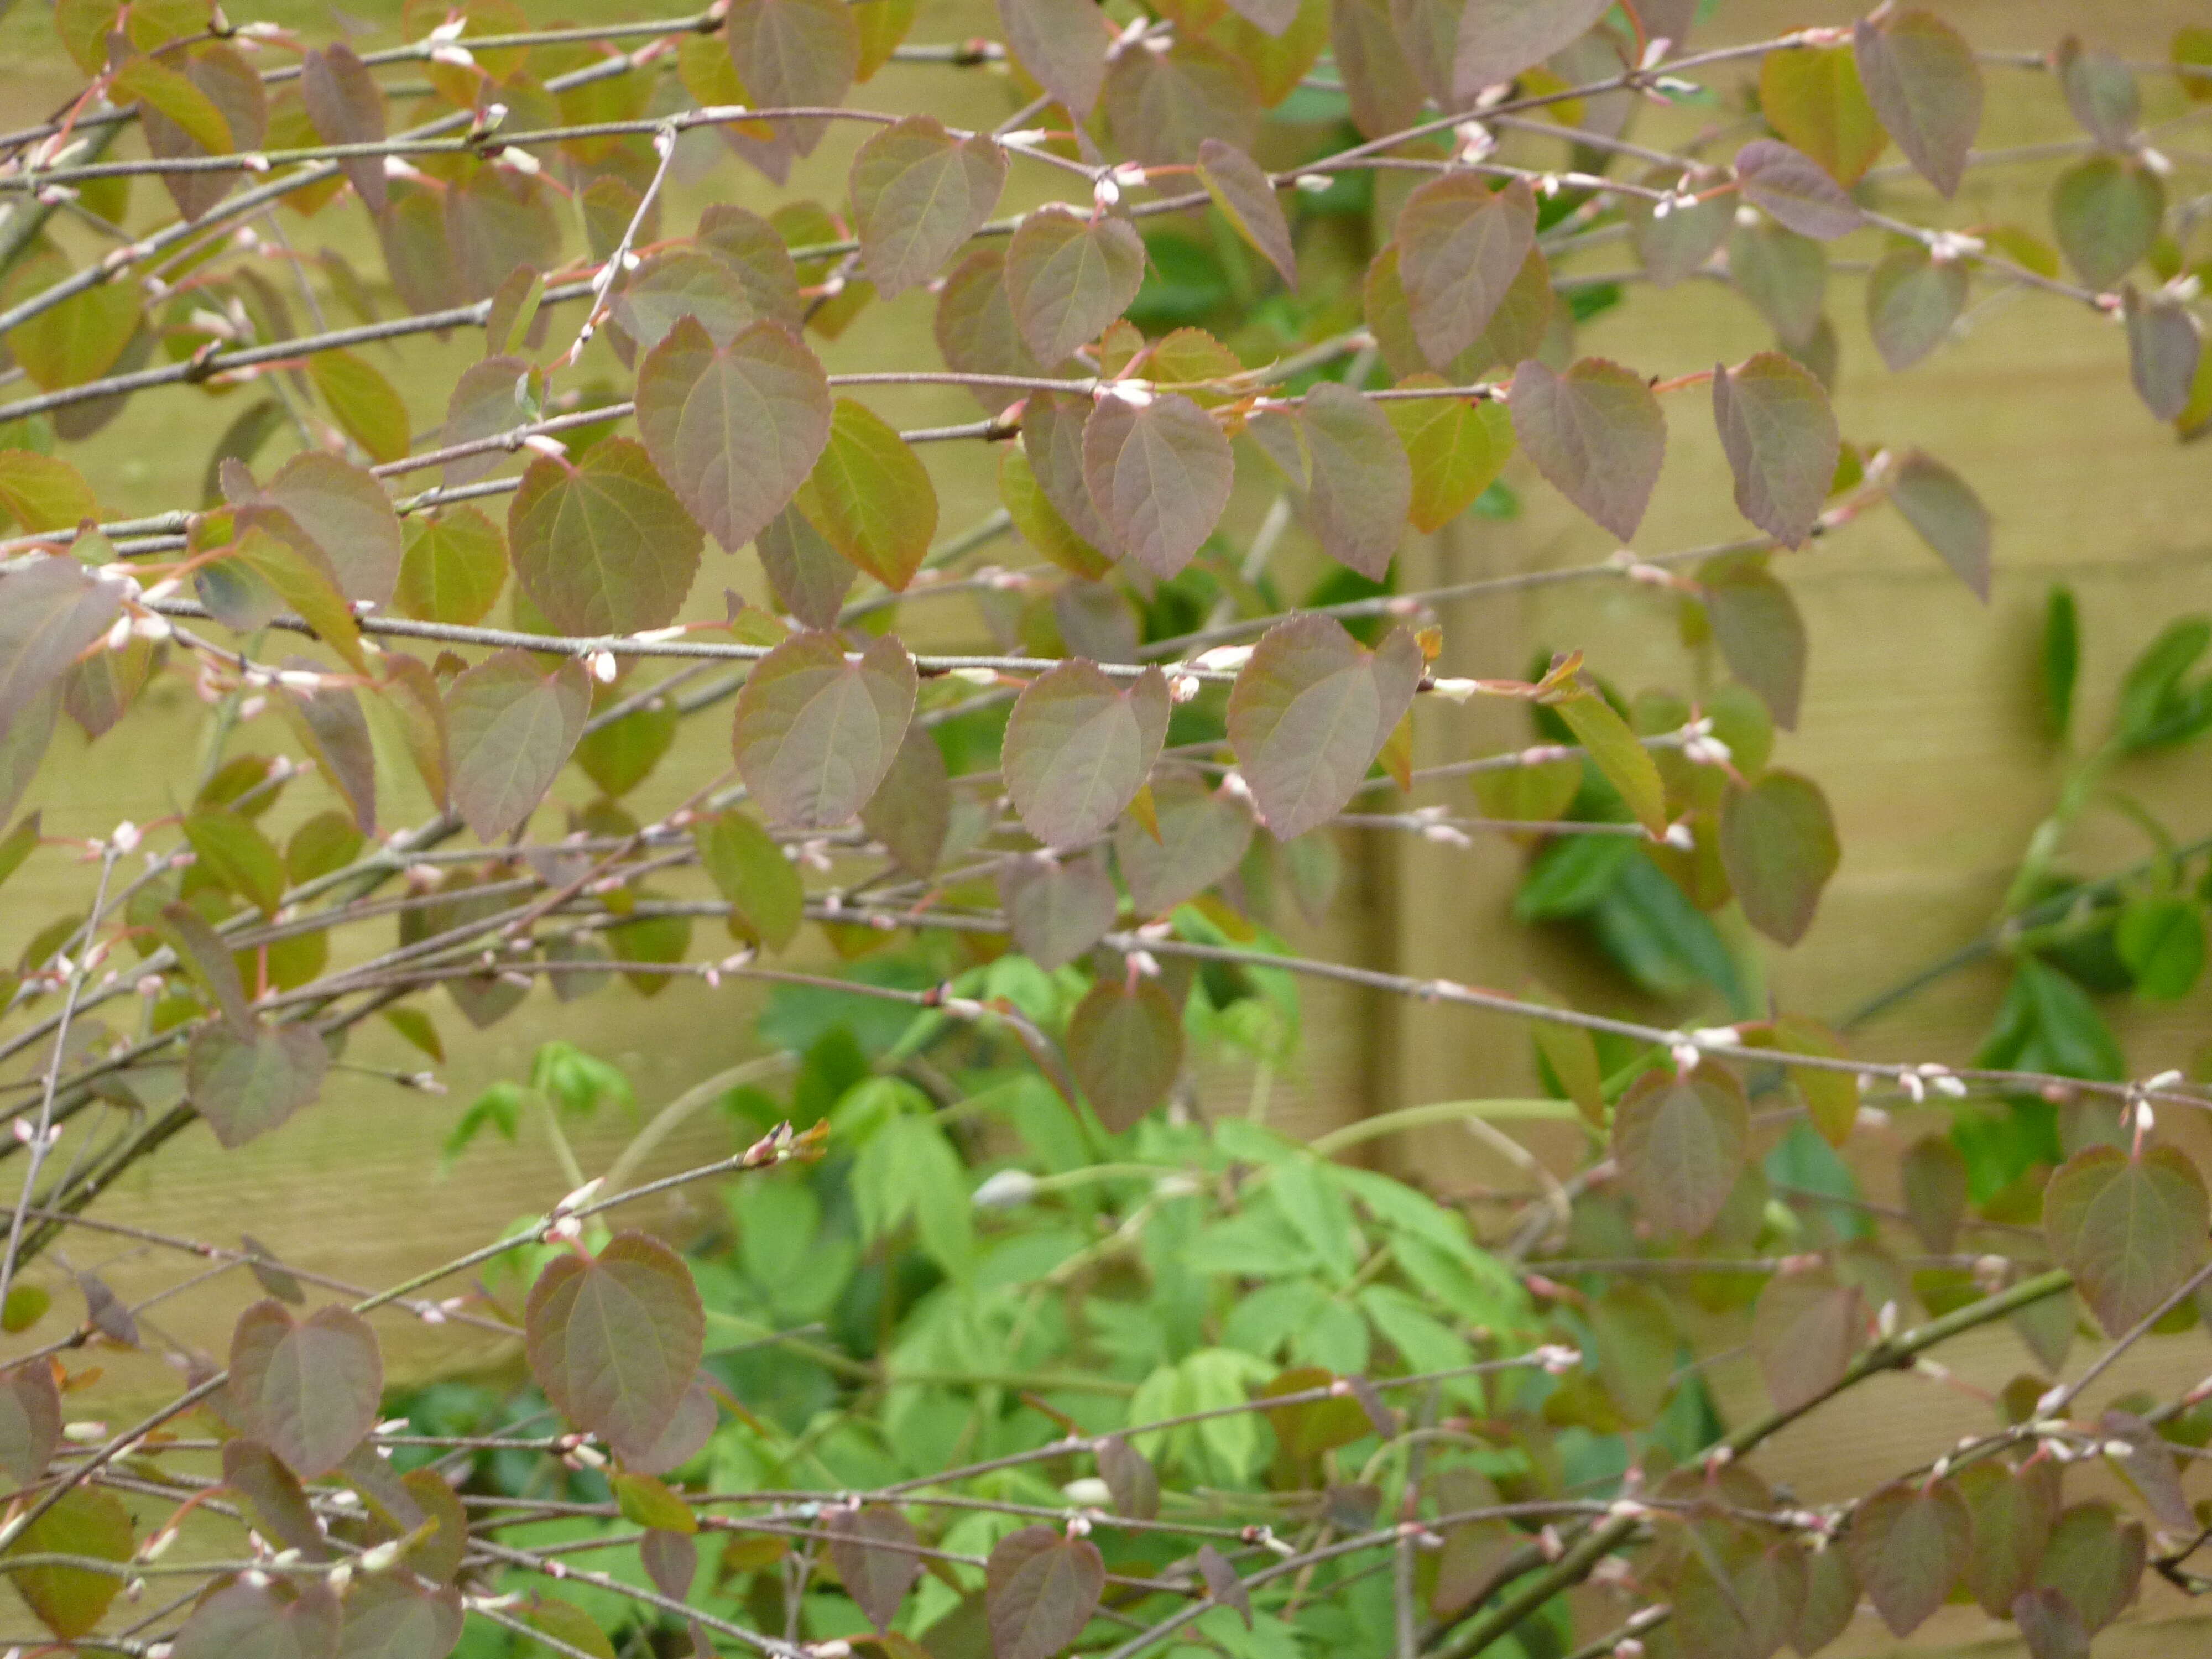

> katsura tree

[{"left": 0, "top": 1, "right": 2206, "bottom": 1656}]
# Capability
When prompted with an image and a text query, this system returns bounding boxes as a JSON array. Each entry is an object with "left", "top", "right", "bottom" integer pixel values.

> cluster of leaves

[{"left": 0, "top": 1, "right": 2205, "bottom": 1658}]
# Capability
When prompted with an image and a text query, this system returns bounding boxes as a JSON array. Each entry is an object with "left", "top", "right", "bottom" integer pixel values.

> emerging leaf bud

[{"left": 972, "top": 1168, "right": 1039, "bottom": 1210}]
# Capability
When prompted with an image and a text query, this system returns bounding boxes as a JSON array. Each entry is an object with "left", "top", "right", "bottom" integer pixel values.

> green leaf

[
  {"left": 574, "top": 698, "right": 677, "bottom": 799},
  {"left": 1853, "top": 10, "right": 1981, "bottom": 197},
  {"left": 1395, "top": 175, "right": 1535, "bottom": 368},
  {"left": 1449, "top": 0, "right": 1609, "bottom": 100},
  {"left": 228, "top": 1298, "right": 382, "bottom": 1477},
  {"left": 6, "top": 263, "right": 139, "bottom": 393},
  {"left": 398, "top": 507, "right": 508, "bottom": 626},
  {"left": 1865, "top": 243, "right": 1966, "bottom": 372},
  {"left": 224, "top": 525, "right": 368, "bottom": 674},
  {"left": 696, "top": 811, "right": 804, "bottom": 950},
  {"left": 1080, "top": 392, "right": 1233, "bottom": 579},
  {"left": 860, "top": 724, "right": 951, "bottom": 877},
  {"left": 1729, "top": 220, "right": 1828, "bottom": 348},
  {"left": 115, "top": 53, "right": 236, "bottom": 154},
  {"left": 1385, "top": 379, "right": 1514, "bottom": 534},
  {"left": 1848, "top": 1478, "right": 1970, "bottom": 1637},
  {"left": 444, "top": 650, "right": 591, "bottom": 841},
  {"left": 1552, "top": 691, "right": 1667, "bottom": 837},
  {"left": 0, "top": 450, "right": 96, "bottom": 533},
  {"left": 2043, "top": 585, "right": 2079, "bottom": 739},
  {"left": 2122, "top": 283, "right": 2202, "bottom": 422},
  {"left": 509, "top": 439, "right": 703, "bottom": 636},
  {"left": 2050, "top": 155, "right": 2162, "bottom": 290},
  {"left": 526, "top": 1231, "right": 705, "bottom": 1463},
  {"left": 757, "top": 502, "right": 857, "bottom": 627},
  {"left": 1225, "top": 615, "right": 1424, "bottom": 840},
  {"left": 1507, "top": 357, "right": 1666, "bottom": 540},
  {"left": 999, "top": 848, "right": 1117, "bottom": 969},
  {"left": 851, "top": 115, "right": 1008, "bottom": 298},
  {"left": 636, "top": 316, "right": 832, "bottom": 554},
  {"left": 2116, "top": 896, "right": 2205, "bottom": 999},
  {"left": 613, "top": 1471, "right": 697, "bottom": 1535},
  {"left": 1004, "top": 207, "right": 1145, "bottom": 366},
  {"left": 1740, "top": 1012, "right": 1858, "bottom": 1146},
  {"left": 724, "top": 0, "right": 858, "bottom": 156},
  {"left": 1703, "top": 553, "right": 1808, "bottom": 728},
  {"left": 1751, "top": 1270, "right": 1863, "bottom": 1413},
  {"left": 1114, "top": 766, "right": 1255, "bottom": 918},
  {"left": 1587, "top": 1284, "right": 1675, "bottom": 1422},
  {"left": 1718, "top": 770, "right": 1838, "bottom": 945},
  {"left": 1955, "top": 1458, "right": 2058, "bottom": 1618},
  {"left": 1889, "top": 449, "right": 1991, "bottom": 601},
  {"left": 0, "top": 557, "right": 126, "bottom": 739},
  {"left": 2179, "top": 24, "right": 2212, "bottom": 103},
  {"left": 335, "top": 1580, "right": 464, "bottom": 1659},
  {"left": 985, "top": 1526, "right": 1106, "bottom": 1659},
  {"left": 307, "top": 349, "right": 410, "bottom": 465},
  {"left": 0, "top": 1359, "right": 59, "bottom": 1486},
  {"left": 183, "top": 810, "right": 287, "bottom": 916},
  {"left": 1609, "top": 1068, "right": 1749, "bottom": 1238},
  {"left": 1900, "top": 1133, "right": 1968, "bottom": 1250},
  {"left": 1068, "top": 977, "right": 1185, "bottom": 1131},
  {"left": 2057, "top": 35, "right": 2139, "bottom": 151},
  {"left": 2033, "top": 1501, "right": 2143, "bottom": 1634},
  {"left": 1711, "top": 351, "right": 1839, "bottom": 549},
  {"left": 2044, "top": 1144, "right": 2209, "bottom": 1335},
  {"left": 1734, "top": 138, "right": 1863, "bottom": 239},
  {"left": 730, "top": 630, "right": 917, "bottom": 829},
  {"left": 515, "top": 1594, "right": 616, "bottom": 1659},
  {"left": 999, "top": 446, "right": 1110, "bottom": 580},
  {"left": 995, "top": 0, "right": 1107, "bottom": 116},
  {"left": 798, "top": 398, "right": 938, "bottom": 590},
  {"left": 1197, "top": 138, "right": 1296, "bottom": 288},
  {"left": 1004, "top": 661, "right": 1170, "bottom": 848},
  {"left": 0, "top": 811, "right": 38, "bottom": 899},
  {"left": 1759, "top": 45, "right": 1884, "bottom": 185},
  {"left": 701, "top": 204, "right": 806, "bottom": 330},
  {"left": 6, "top": 1487, "right": 132, "bottom": 1640},
  {"left": 1021, "top": 390, "right": 1118, "bottom": 557},
  {"left": 828, "top": 1506, "right": 921, "bottom": 1630},
  {"left": 609, "top": 248, "right": 760, "bottom": 356}
]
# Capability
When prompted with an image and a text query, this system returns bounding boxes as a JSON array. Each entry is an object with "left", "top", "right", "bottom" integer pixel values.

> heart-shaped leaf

[
  {"left": 1719, "top": 769, "right": 1838, "bottom": 943},
  {"left": 852, "top": 116, "right": 1007, "bottom": 297},
  {"left": 1396, "top": 175, "right": 1536, "bottom": 369},
  {"left": 2123, "top": 283, "right": 2203, "bottom": 421},
  {"left": 637, "top": 316, "right": 832, "bottom": 554},
  {"left": 399, "top": 507, "right": 508, "bottom": 626},
  {"left": 995, "top": 0, "right": 1109, "bottom": 116},
  {"left": 999, "top": 849, "right": 1118, "bottom": 970},
  {"left": 187, "top": 1020, "right": 330, "bottom": 1149},
  {"left": 1081, "top": 392, "right": 1234, "bottom": 578},
  {"left": 221, "top": 1439, "right": 328, "bottom": 1560},
  {"left": 1759, "top": 46, "right": 1884, "bottom": 185},
  {"left": 1022, "top": 390, "right": 1118, "bottom": 555},
  {"left": 986, "top": 1526, "right": 1107, "bottom": 1659},
  {"left": 1227, "top": 617, "right": 1422, "bottom": 841},
  {"left": 229, "top": 1298, "right": 383, "bottom": 1477},
  {"left": 2034, "top": 1502, "right": 2143, "bottom": 1634},
  {"left": 0, "top": 558, "right": 127, "bottom": 741},
  {"left": 526, "top": 1232, "right": 706, "bottom": 1463},
  {"left": 2051, "top": 156, "right": 2162, "bottom": 290},
  {"left": 1751, "top": 1270, "right": 1863, "bottom": 1413},
  {"left": 696, "top": 811, "right": 805, "bottom": 950},
  {"left": 1452, "top": 0, "right": 1610, "bottom": 100},
  {"left": 1005, "top": 207, "right": 1145, "bottom": 366},
  {"left": 1067, "top": 977, "right": 1185, "bottom": 1131},
  {"left": 2044, "top": 1144, "right": 2209, "bottom": 1335},
  {"left": 173, "top": 1580, "right": 342, "bottom": 1659},
  {"left": 1955, "top": 1458, "right": 2058, "bottom": 1618},
  {"left": 1507, "top": 358, "right": 1666, "bottom": 540},
  {"left": 860, "top": 726, "right": 953, "bottom": 878},
  {"left": 730, "top": 631, "right": 917, "bottom": 829},
  {"left": 1610, "top": 1068, "right": 1749, "bottom": 1237},
  {"left": 1004, "top": 661, "right": 1170, "bottom": 848},
  {"left": 1853, "top": 10, "right": 1981, "bottom": 197},
  {"left": 301, "top": 44, "right": 387, "bottom": 212},
  {"left": 1114, "top": 768, "right": 1255, "bottom": 917},
  {"left": 445, "top": 650, "right": 591, "bottom": 842},
  {"left": 798, "top": 398, "right": 938, "bottom": 591},
  {"left": 1849, "top": 1479, "right": 1971, "bottom": 1637},
  {"left": 1385, "top": 379, "right": 1514, "bottom": 533},
  {"left": 1702, "top": 552, "right": 1808, "bottom": 728},
  {"left": 724, "top": 0, "right": 858, "bottom": 156},
  {"left": 1277, "top": 383, "right": 1412, "bottom": 580},
  {"left": 6, "top": 1487, "right": 133, "bottom": 1640},
  {"left": 1712, "top": 351, "right": 1839, "bottom": 548},
  {"left": 333, "top": 1579, "right": 464, "bottom": 1659},
  {"left": 509, "top": 439, "right": 702, "bottom": 637},
  {"left": 829, "top": 1506, "right": 922, "bottom": 1632}
]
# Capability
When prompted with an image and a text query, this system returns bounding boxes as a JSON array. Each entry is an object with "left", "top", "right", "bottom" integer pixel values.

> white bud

[
  {"left": 948, "top": 666, "right": 999, "bottom": 685},
  {"left": 1294, "top": 174, "right": 1334, "bottom": 194},
  {"left": 973, "top": 1168, "right": 1040, "bottom": 1210},
  {"left": 356, "top": 1539, "right": 402, "bottom": 1573},
  {"left": 1190, "top": 644, "right": 1254, "bottom": 672},
  {"left": 1168, "top": 673, "right": 1201, "bottom": 703},
  {"left": 62, "top": 1421, "right": 108, "bottom": 1443},
  {"left": 1103, "top": 378, "right": 1154, "bottom": 408},
  {"left": 1428, "top": 676, "right": 1480, "bottom": 703},
  {"left": 497, "top": 146, "right": 541, "bottom": 175},
  {"left": 1061, "top": 1477, "right": 1111, "bottom": 1506},
  {"left": 521, "top": 433, "right": 568, "bottom": 460},
  {"left": 587, "top": 650, "right": 618, "bottom": 684}
]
